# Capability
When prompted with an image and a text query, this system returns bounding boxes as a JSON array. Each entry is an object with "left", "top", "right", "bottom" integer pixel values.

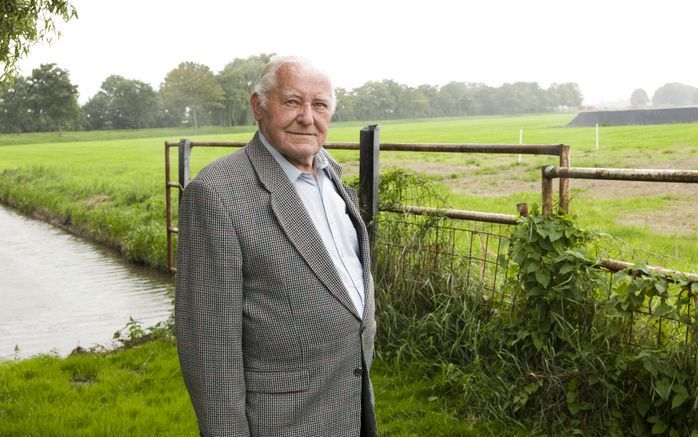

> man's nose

[{"left": 296, "top": 103, "right": 314, "bottom": 125}]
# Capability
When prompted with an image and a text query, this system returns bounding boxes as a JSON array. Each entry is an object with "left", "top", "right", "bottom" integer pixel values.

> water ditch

[{"left": 0, "top": 203, "right": 173, "bottom": 360}]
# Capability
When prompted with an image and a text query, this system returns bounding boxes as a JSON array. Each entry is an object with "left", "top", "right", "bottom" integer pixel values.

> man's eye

[
  {"left": 285, "top": 99, "right": 300, "bottom": 106},
  {"left": 314, "top": 102, "right": 329, "bottom": 110}
]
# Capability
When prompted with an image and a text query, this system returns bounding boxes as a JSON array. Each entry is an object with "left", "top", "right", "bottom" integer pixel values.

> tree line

[
  {"left": 630, "top": 83, "right": 698, "bottom": 108},
  {"left": 0, "top": 54, "right": 584, "bottom": 133}
]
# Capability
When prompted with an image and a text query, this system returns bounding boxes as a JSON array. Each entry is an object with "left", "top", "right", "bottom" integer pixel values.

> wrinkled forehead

[{"left": 274, "top": 64, "right": 333, "bottom": 99}]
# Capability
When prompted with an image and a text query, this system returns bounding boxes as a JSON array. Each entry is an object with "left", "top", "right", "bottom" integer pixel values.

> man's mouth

[{"left": 287, "top": 131, "right": 316, "bottom": 136}]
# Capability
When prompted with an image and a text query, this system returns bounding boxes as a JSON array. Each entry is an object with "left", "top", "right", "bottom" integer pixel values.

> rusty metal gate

[{"left": 164, "top": 125, "right": 571, "bottom": 274}]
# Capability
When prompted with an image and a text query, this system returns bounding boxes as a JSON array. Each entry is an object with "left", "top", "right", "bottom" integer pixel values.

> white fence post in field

[
  {"left": 518, "top": 128, "right": 523, "bottom": 163},
  {"left": 595, "top": 123, "right": 599, "bottom": 151}
]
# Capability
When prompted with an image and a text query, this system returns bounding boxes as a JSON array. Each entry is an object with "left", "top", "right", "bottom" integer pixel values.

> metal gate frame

[{"left": 164, "top": 125, "right": 571, "bottom": 273}]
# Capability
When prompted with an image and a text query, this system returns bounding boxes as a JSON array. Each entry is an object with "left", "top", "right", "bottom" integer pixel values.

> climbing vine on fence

[
  {"left": 368, "top": 169, "right": 698, "bottom": 436},
  {"left": 497, "top": 208, "right": 698, "bottom": 435}
]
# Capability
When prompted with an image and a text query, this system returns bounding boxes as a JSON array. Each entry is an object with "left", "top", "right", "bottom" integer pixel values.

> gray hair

[{"left": 253, "top": 55, "right": 336, "bottom": 115}]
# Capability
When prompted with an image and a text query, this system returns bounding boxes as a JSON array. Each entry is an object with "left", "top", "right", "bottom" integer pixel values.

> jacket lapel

[{"left": 246, "top": 134, "right": 361, "bottom": 321}]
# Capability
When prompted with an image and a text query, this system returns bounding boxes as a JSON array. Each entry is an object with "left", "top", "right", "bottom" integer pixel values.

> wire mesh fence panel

[
  {"left": 374, "top": 211, "right": 513, "bottom": 307},
  {"left": 374, "top": 209, "right": 698, "bottom": 348}
]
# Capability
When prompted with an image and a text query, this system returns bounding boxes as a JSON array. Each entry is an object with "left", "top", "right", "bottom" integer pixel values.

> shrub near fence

[{"left": 369, "top": 169, "right": 698, "bottom": 435}]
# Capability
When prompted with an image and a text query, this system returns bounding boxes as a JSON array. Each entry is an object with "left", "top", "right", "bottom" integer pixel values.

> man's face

[{"left": 251, "top": 64, "right": 333, "bottom": 172}]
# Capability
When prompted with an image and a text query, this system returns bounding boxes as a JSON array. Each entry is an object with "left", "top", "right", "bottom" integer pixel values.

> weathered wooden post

[
  {"left": 559, "top": 144, "right": 570, "bottom": 214},
  {"left": 359, "top": 125, "right": 380, "bottom": 247},
  {"left": 178, "top": 139, "right": 192, "bottom": 207},
  {"left": 542, "top": 166, "right": 554, "bottom": 216}
]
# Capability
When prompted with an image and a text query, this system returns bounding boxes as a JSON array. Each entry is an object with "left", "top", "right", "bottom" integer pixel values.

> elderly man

[{"left": 175, "top": 56, "right": 377, "bottom": 437}]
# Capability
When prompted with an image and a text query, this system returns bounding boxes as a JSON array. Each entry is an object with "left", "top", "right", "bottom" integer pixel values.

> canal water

[{"left": 0, "top": 203, "right": 173, "bottom": 360}]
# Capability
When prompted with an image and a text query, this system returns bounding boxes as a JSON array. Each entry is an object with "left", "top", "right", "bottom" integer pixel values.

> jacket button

[{"left": 353, "top": 368, "right": 363, "bottom": 377}]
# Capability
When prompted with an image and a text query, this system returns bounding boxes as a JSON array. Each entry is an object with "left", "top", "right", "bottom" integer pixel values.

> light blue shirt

[{"left": 259, "top": 133, "right": 365, "bottom": 318}]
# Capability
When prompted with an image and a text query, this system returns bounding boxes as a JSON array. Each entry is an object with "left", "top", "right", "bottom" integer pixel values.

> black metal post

[
  {"left": 178, "top": 139, "right": 192, "bottom": 207},
  {"left": 359, "top": 125, "right": 380, "bottom": 246}
]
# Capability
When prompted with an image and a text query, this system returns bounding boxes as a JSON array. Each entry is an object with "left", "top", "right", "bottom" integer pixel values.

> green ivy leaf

[
  {"left": 532, "top": 333, "right": 544, "bottom": 350},
  {"left": 642, "top": 355, "right": 660, "bottom": 377},
  {"left": 558, "top": 263, "right": 576, "bottom": 275},
  {"left": 526, "top": 261, "right": 540, "bottom": 273},
  {"left": 568, "top": 401, "right": 582, "bottom": 415},
  {"left": 671, "top": 384, "right": 689, "bottom": 409},
  {"left": 653, "top": 302, "right": 674, "bottom": 318},
  {"left": 651, "top": 421, "right": 667, "bottom": 434},
  {"left": 524, "top": 382, "right": 541, "bottom": 395},
  {"left": 547, "top": 226, "right": 563, "bottom": 242},
  {"left": 535, "top": 269, "right": 551, "bottom": 288},
  {"left": 655, "top": 378, "right": 672, "bottom": 401},
  {"left": 566, "top": 390, "right": 577, "bottom": 404},
  {"left": 636, "top": 396, "right": 651, "bottom": 417}
]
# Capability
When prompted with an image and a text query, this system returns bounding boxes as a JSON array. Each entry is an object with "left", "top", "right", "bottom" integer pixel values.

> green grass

[
  {"left": 0, "top": 113, "right": 696, "bottom": 435},
  {"left": 0, "top": 340, "right": 197, "bottom": 436},
  {"left": 0, "top": 125, "right": 256, "bottom": 147},
  {"left": 0, "top": 338, "right": 525, "bottom": 436},
  {"left": 0, "top": 114, "right": 695, "bottom": 271}
]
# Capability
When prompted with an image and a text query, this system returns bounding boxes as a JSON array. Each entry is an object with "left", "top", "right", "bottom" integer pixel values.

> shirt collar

[{"left": 259, "top": 131, "right": 330, "bottom": 182}]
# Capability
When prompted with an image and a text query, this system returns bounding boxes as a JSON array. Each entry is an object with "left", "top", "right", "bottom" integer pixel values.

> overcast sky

[{"left": 17, "top": 0, "right": 698, "bottom": 106}]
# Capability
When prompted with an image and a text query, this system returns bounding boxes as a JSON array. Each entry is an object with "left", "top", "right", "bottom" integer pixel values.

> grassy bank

[{"left": 0, "top": 338, "right": 522, "bottom": 436}]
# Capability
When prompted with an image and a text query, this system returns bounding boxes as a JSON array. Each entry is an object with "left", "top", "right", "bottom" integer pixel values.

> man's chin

[{"left": 287, "top": 141, "right": 321, "bottom": 152}]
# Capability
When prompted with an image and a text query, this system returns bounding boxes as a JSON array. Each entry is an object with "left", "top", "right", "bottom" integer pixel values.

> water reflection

[{"left": 0, "top": 204, "right": 173, "bottom": 359}]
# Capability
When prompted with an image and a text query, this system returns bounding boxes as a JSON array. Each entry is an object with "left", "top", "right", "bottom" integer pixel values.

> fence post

[
  {"left": 178, "top": 139, "right": 192, "bottom": 207},
  {"left": 359, "top": 125, "right": 380, "bottom": 247},
  {"left": 542, "top": 166, "right": 554, "bottom": 216},
  {"left": 559, "top": 145, "right": 570, "bottom": 214},
  {"left": 165, "top": 142, "right": 175, "bottom": 273}
]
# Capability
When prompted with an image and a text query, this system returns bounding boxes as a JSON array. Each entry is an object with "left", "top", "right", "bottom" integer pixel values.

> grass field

[
  {"left": 0, "top": 113, "right": 696, "bottom": 435},
  {"left": 1, "top": 113, "right": 696, "bottom": 271}
]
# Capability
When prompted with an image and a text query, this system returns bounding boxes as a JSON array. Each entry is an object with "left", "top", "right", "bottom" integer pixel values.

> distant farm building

[{"left": 567, "top": 106, "right": 698, "bottom": 127}]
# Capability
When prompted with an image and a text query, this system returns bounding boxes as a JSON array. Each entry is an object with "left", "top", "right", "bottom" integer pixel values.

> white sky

[{"left": 17, "top": 0, "right": 698, "bottom": 106}]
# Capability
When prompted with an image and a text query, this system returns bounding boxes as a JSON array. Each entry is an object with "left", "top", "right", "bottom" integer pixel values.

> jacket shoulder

[{"left": 193, "top": 147, "right": 255, "bottom": 189}]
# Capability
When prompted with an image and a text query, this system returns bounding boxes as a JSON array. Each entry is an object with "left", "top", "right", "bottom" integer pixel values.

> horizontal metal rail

[
  {"left": 164, "top": 137, "right": 569, "bottom": 273},
  {"left": 382, "top": 204, "right": 520, "bottom": 225},
  {"left": 380, "top": 143, "right": 565, "bottom": 155},
  {"left": 599, "top": 258, "right": 698, "bottom": 283},
  {"left": 544, "top": 166, "right": 698, "bottom": 183},
  {"left": 165, "top": 138, "right": 698, "bottom": 285},
  {"left": 164, "top": 141, "right": 246, "bottom": 148},
  {"left": 165, "top": 141, "right": 361, "bottom": 150},
  {"left": 164, "top": 141, "right": 566, "bottom": 155}
]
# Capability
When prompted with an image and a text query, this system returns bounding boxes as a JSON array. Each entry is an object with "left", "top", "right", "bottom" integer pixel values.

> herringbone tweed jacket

[{"left": 175, "top": 132, "right": 377, "bottom": 437}]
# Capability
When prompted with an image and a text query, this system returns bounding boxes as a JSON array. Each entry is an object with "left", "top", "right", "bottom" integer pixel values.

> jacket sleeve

[{"left": 175, "top": 179, "right": 249, "bottom": 437}]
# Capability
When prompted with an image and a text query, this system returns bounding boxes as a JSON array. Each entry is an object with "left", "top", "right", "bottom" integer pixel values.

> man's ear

[{"left": 250, "top": 92, "right": 263, "bottom": 122}]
